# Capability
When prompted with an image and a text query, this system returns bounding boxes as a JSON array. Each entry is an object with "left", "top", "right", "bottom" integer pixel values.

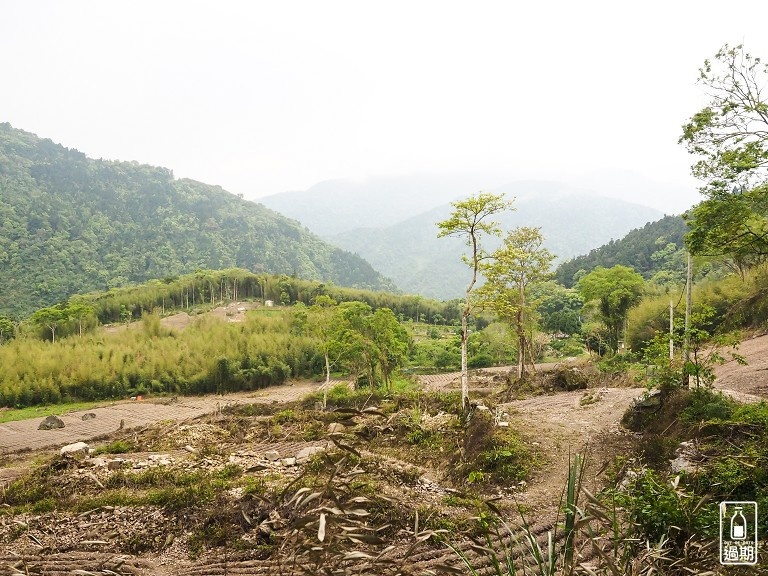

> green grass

[{"left": 0, "top": 399, "right": 112, "bottom": 424}]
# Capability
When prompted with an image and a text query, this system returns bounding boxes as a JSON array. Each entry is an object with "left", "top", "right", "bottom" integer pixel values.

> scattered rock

[
  {"left": 327, "top": 422, "right": 345, "bottom": 434},
  {"left": 670, "top": 441, "right": 701, "bottom": 473},
  {"left": 264, "top": 450, "right": 280, "bottom": 461},
  {"left": 634, "top": 391, "right": 662, "bottom": 412},
  {"left": 184, "top": 445, "right": 197, "bottom": 454},
  {"left": 546, "top": 366, "right": 588, "bottom": 391},
  {"left": 81, "top": 412, "right": 97, "bottom": 421},
  {"left": 296, "top": 446, "right": 325, "bottom": 463},
  {"left": 60, "top": 442, "right": 90, "bottom": 458},
  {"left": 281, "top": 457, "right": 296, "bottom": 467},
  {"left": 108, "top": 458, "right": 126, "bottom": 470},
  {"left": 421, "top": 411, "right": 457, "bottom": 431},
  {"left": 38, "top": 415, "right": 65, "bottom": 430}
]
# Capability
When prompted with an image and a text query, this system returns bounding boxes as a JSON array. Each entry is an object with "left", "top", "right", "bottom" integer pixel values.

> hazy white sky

[{"left": 2, "top": 1, "right": 768, "bottom": 213}]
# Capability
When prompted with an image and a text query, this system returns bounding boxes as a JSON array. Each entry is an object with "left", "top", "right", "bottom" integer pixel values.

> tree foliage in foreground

[{"left": 680, "top": 44, "right": 768, "bottom": 270}]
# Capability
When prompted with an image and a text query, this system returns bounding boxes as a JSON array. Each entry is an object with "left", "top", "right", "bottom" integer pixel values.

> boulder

[
  {"left": 327, "top": 423, "right": 345, "bottom": 434},
  {"left": 108, "top": 458, "right": 126, "bottom": 470},
  {"left": 81, "top": 412, "right": 97, "bottom": 421},
  {"left": 264, "top": 450, "right": 280, "bottom": 461},
  {"left": 60, "top": 441, "right": 90, "bottom": 459},
  {"left": 296, "top": 445, "right": 326, "bottom": 463},
  {"left": 38, "top": 415, "right": 65, "bottom": 430}
]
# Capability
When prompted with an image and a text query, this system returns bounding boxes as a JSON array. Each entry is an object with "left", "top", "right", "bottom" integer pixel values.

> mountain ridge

[
  {"left": 320, "top": 182, "right": 666, "bottom": 299},
  {"left": 0, "top": 123, "right": 395, "bottom": 317}
]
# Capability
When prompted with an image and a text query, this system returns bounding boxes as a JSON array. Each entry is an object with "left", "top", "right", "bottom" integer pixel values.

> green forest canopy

[{"left": 0, "top": 123, "right": 395, "bottom": 318}]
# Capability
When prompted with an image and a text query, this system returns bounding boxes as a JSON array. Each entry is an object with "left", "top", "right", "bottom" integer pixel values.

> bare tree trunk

[
  {"left": 461, "top": 312, "right": 469, "bottom": 412},
  {"left": 323, "top": 352, "right": 331, "bottom": 409}
]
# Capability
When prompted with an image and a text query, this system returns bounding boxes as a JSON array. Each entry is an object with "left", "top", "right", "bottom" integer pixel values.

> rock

[
  {"left": 296, "top": 446, "right": 325, "bottom": 462},
  {"left": 281, "top": 457, "right": 296, "bottom": 467},
  {"left": 81, "top": 412, "right": 97, "bottom": 421},
  {"left": 38, "top": 415, "right": 65, "bottom": 430},
  {"left": 670, "top": 441, "right": 700, "bottom": 473},
  {"left": 634, "top": 391, "right": 662, "bottom": 411},
  {"left": 327, "top": 423, "right": 345, "bottom": 434},
  {"left": 184, "top": 445, "right": 197, "bottom": 454},
  {"left": 497, "top": 421, "right": 510, "bottom": 427},
  {"left": 264, "top": 450, "right": 280, "bottom": 461},
  {"left": 108, "top": 458, "right": 126, "bottom": 470},
  {"left": 60, "top": 441, "right": 90, "bottom": 458}
]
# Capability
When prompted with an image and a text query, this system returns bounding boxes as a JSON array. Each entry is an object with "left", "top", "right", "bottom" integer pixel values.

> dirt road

[{"left": 0, "top": 381, "right": 332, "bottom": 455}]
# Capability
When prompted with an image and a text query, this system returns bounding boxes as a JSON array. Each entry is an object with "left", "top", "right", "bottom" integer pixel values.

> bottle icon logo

[
  {"left": 720, "top": 501, "right": 758, "bottom": 565},
  {"left": 730, "top": 507, "right": 747, "bottom": 540}
]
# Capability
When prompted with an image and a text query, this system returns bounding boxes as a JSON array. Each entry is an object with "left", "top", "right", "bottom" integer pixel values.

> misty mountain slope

[
  {"left": 0, "top": 123, "right": 395, "bottom": 317},
  {"left": 259, "top": 173, "right": 510, "bottom": 236},
  {"left": 330, "top": 188, "right": 664, "bottom": 300}
]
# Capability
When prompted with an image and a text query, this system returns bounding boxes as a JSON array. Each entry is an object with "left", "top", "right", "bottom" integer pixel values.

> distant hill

[
  {"left": 259, "top": 173, "right": 510, "bottom": 236},
  {"left": 554, "top": 215, "right": 688, "bottom": 287},
  {"left": 0, "top": 123, "right": 395, "bottom": 318},
  {"left": 328, "top": 182, "right": 664, "bottom": 299}
]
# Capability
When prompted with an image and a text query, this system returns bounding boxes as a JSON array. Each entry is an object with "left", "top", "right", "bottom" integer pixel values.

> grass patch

[
  {"left": 0, "top": 400, "right": 111, "bottom": 424},
  {"left": 93, "top": 439, "right": 137, "bottom": 455}
]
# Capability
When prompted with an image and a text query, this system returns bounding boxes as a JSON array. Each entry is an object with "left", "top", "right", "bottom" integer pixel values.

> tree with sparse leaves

[
  {"left": 680, "top": 43, "right": 768, "bottom": 269},
  {"left": 437, "top": 192, "right": 513, "bottom": 411},
  {"left": 480, "top": 226, "right": 554, "bottom": 379}
]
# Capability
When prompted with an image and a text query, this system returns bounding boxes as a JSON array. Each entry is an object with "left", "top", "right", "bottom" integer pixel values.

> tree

[
  {"left": 66, "top": 301, "right": 95, "bottom": 337},
  {"left": 531, "top": 281, "right": 584, "bottom": 336},
  {"left": 370, "top": 308, "right": 409, "bottom": 391},
  {"left": 480, "top": 227, "right": 555, "bottom": 379},
  {"left": 576, "top": 265, "right": 644, "bottom": 353},
  {"left": 31, "top": 304, "right": 69, "bottom": 343},
  {"left": 306, "top": 295, "right": 339, "bottom": 408},
  {"left": 0, "top": 316, "right": 15, "bottom": 342},
  {"left": 680, "top": 44, "right": 768, "bottom": 265},
  {"left": 437, "top": 192, "right": 513, "bottom": 411}
]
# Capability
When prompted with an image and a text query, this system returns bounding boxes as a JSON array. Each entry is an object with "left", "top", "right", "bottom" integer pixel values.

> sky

[{"left": 2, "top": 0, "right": 768, "bottom": 214}]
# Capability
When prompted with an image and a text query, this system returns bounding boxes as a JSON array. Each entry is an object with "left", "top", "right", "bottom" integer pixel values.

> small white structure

[{"left": 265, "top": 300, "right": 274, "bottom": 307}]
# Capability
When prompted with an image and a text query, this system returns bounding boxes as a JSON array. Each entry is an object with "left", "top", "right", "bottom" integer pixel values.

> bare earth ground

[{"left": 1, "top": 333, "right": 766, "bottom": 573}]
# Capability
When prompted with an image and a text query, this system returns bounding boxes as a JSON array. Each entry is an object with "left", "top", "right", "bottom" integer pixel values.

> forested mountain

[
  {"left": 554, "top": 215, "right": 688, "bottom": 287},
  {"left": 0, "top": 123, "right": 395, "bottom": 318},
  {"left": 328, "top": 184, "right": 664, "bottom": 300},
  {"left": 259, "top": 173, "right": 505, "bottom": 236}
]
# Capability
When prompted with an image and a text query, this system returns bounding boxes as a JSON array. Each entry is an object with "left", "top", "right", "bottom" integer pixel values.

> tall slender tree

[
  {"left": 480, "top": 226, "right": 555, "bottom": 379},
  {"left": 437, "top": 192, "right": 513, "bottom": 411}
]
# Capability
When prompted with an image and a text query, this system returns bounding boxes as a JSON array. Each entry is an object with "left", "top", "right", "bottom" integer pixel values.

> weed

[{"left": 93, "top": 439, "right": 136, "bottom": 455}]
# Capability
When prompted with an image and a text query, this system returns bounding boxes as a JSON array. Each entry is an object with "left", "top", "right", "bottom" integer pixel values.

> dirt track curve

[
  {"left": 0, "top": 381, "right": 338, "bottom": 456},
  {"left": 1, "top": 340, "right": 766, "bottom": 575}
]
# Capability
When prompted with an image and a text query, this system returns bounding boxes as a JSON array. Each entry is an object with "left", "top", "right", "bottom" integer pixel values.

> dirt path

[
  {"left": 712, "top": 332, "right": 768, "bottom": 399},
  {"left": 0, "top": 380, "right": 344, "bottom": 456}
]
